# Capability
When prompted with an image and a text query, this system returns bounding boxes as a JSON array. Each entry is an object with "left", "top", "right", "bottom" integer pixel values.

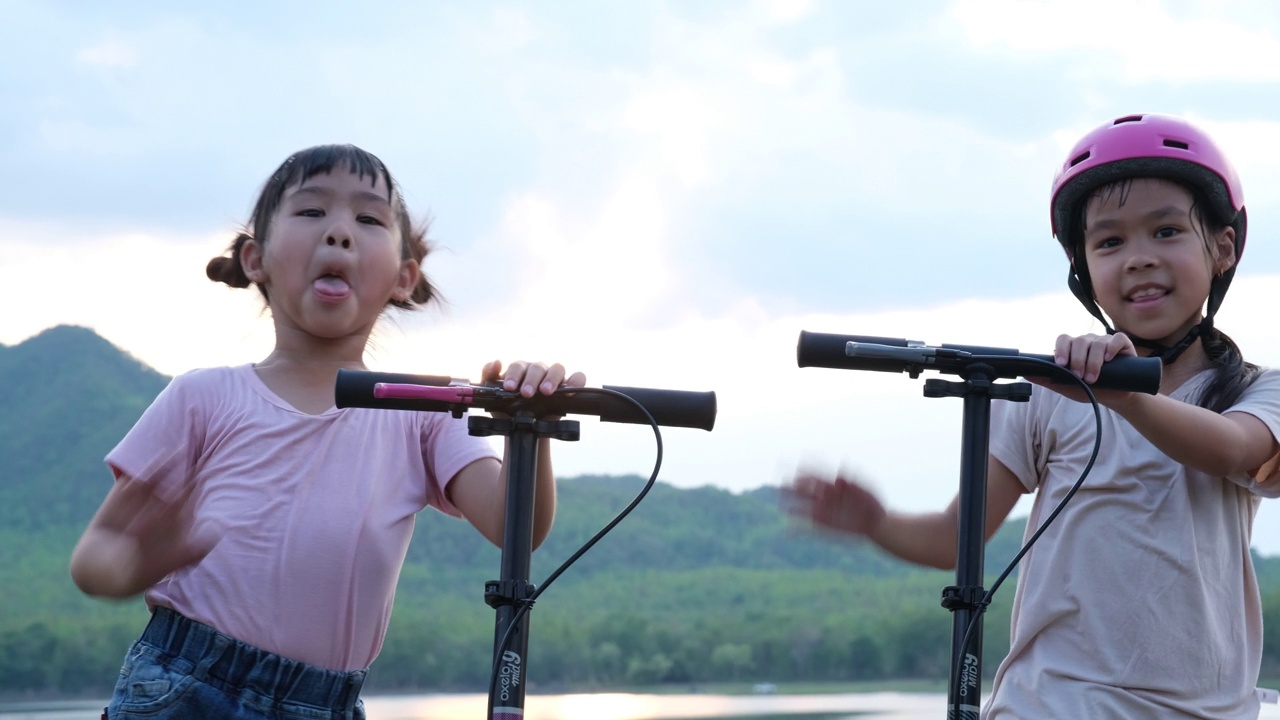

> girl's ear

[
  {"left": 391, "top": 258, "right": 420, "bottom": 303},
  {"left": 1212, "top": 226, "right": 1238, "bottom": 277},
  {"left": 240, "top": 238, "right": 267, "bottom": 284}
]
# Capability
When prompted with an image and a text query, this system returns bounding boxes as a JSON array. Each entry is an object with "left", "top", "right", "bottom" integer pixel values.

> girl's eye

[
  {"left": 297, "top": 208, "right": 324, "bottom": 218},
  {"left": 1155, "top": 226, "right": 1180, "bottom": 239},
  {"left": 358, "top": 214, "right": 386, "bottom": 226},
  {"left": 1095, "top": 236, "right": 1121, "bottom": 250}
]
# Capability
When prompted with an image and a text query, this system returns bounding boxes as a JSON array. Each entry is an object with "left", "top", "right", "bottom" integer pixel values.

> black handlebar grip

[
  {"left": 796, "top": 330, "right": 910, "bottom": 373},
  {"left": 1091, "top": 354, "right": 1161, "bottom": 394},
  {"left": 1009, "top": 353, "right": 1162, "bottom": 395},
  {"left": 599, "top": 385, "right": 717, "bottom": 431},
  {"left": 334, "top": 370, "right": 453, "bottom": 410}
]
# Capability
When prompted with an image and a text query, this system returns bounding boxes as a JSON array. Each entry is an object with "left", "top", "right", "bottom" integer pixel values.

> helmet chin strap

[
  {"left": 1067, "top": 269, "right": 1208, "bottom": 366},
  {"left": 1127, "top": 320, "right": 1208, "bottom": 365}
]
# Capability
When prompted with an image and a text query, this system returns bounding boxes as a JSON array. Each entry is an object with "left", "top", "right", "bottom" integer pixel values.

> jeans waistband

[{"left": 141, "top": 606, "right": 366, "bottom": 711}]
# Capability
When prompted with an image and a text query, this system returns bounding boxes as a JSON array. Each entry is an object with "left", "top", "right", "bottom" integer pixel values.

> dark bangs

[
  {"left": 248, "top": 144, "right": 400, "bottom": 243},
  {"left": 1072, "top": 177, "right": 1220, "bottom": 259}
]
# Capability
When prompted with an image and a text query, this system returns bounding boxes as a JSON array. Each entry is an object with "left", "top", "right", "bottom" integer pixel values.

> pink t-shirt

[{"left": 105, "top": 364, "right": 499, "bottom": 671}]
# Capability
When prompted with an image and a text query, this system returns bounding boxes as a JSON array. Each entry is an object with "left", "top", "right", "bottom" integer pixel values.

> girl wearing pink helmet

[{"left": 790, "top": 114, "right": 1280, "bottom": 718}]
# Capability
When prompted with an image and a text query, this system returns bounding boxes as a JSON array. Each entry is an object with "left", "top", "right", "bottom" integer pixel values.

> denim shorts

[{"left": 105, "top": 606, "right": 367, "bottom": 720}]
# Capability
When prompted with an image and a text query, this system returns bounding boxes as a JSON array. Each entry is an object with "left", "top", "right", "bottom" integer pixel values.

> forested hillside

[{"left": 4, "top": 326, "right": 1280, "bottom": 700}]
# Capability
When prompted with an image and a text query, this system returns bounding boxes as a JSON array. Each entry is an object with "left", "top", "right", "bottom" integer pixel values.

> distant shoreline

[{"left": 1, "top": 680, "right": 953, "bottom": 710}]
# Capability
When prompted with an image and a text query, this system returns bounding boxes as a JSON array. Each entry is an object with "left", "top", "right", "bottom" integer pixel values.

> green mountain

[
  {"left": 0, "top": 325, "right": 168, "bottom": 530},
  {"left": 2, "top": 326, "right": 1273, "bottom": 698}
]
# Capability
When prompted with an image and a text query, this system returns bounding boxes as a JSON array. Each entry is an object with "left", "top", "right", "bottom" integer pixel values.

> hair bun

[{"left": 206, "top": 233, "right": 254, "bottom": 289}]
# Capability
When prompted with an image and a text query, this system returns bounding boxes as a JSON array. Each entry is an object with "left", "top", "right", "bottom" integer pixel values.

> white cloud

[
  {"left": 620, "top": 81, "right": 725, "bottom": 188},
  {"left": 476, "top": 178, "right": 676, "bottom": 326},
  {"left": 760, "top": 0, "right": 814, "bottom": 23},
  {"left": 76, "top": 39, "right": 138, "bottom": 69},
  {"left": 0, "top": 225, "right": 276, "bottom": 373},
  {"left": 488, "top": 7, "right": 540, "bottom": 52},
  {"left": 37, "top": 119, "right": 138, "bottom": 155},
  {"left": 951, "top": 0, "right": 1280, "bottom": 83},
  {"left": 602, "top": 13, "right": 1051, "bottom": 219}
]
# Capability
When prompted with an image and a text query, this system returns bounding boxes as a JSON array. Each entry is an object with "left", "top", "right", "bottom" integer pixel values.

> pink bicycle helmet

[{"left": 1049, "top": 113, "right": 1247, "bottom": 337}]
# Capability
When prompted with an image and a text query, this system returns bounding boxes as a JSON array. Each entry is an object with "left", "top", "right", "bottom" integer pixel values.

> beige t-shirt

[{"left": 984, "top": 368, "right": 1280, "bottom": 719}]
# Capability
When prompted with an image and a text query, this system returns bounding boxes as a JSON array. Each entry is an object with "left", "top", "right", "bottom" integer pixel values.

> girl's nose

[
  {"left": 325, "top": 219, "right": 354, "bottom": 249},
  {"left": 1123, "top": 243, "right": 1158, "bottom": 271},
  {"left": 1125, "top": 254, "right": 1157, "bottom": 271}
]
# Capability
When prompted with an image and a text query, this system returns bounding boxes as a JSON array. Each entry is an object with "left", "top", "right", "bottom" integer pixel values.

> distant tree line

[
  {"left": 10, "top": 565, "right": 1280, "bottom": 700},
  {"left": 3, "top": 569, "right": 990, "bottom": 698}
]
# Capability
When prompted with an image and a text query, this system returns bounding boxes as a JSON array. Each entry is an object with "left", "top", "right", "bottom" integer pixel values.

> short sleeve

[
  {"left": 989, "top": 385, "right": 1043, "bottom": 493},
  {"left": 419, "top": 411, "right": 500, "bottom": 517},
  {"left": 1222, "top": 369, "right": 1280, "bottom": 496},
  {"left": 104, "top": 371, "right": 208, "bottom": 503}
]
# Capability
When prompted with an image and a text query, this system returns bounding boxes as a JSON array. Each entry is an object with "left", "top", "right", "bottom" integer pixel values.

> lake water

[
  {"left": 363, "top": 691, "right": 946, "bottom": 719},
  {"left": 6, "top": 691, "right": 1280, "bottom": 719},
  {"left": 0, "top": 692, "right": 945, "bottom": 720}
]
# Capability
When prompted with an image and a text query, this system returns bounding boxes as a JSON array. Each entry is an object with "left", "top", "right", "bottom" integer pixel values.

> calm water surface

[
  {"left": 0, "top": 692, "right": 943, "bottom": 720},
  {"left": 366, "top": 691, "right": 944, "bottom": 719},
  {"left": 5, "top": 692, "right": 1280, "bottom": 720}
]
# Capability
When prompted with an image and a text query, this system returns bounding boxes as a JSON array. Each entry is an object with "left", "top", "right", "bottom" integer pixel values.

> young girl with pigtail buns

[
  {"left": 70, "top": 144, "right": 584, "bottom": 719},
  {"left": 789, "top": 115, "right": 1280, "bottom": 718}
]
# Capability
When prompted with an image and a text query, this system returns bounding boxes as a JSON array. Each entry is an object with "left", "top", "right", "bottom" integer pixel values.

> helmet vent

[
  {"left": 1114, "top": 115, "right": 1145, "bottom": 124},
  {"left": 1163, "top": 139, "right": 1190, "bottom": 150},
  {"left": 1069, "top": 150, "right": 1091, "bottom": 167}
]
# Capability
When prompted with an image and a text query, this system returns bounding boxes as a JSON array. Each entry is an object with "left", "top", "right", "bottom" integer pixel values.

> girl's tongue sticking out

[{"left": 314, "top": 274, "right": 351, "bottom": 301}]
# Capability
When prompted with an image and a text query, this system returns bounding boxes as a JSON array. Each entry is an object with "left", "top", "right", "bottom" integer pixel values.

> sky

[{"left": 4, "top": 0, "right": 1280, "bottom": 553}]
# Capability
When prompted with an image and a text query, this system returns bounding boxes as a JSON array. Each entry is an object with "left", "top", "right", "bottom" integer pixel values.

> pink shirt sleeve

[
  {"left": 420, "top": 409, "right": 500, "bottom": 517},
  {"left": 105, "top": 372, "right": 208, "bottom": 503}
]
